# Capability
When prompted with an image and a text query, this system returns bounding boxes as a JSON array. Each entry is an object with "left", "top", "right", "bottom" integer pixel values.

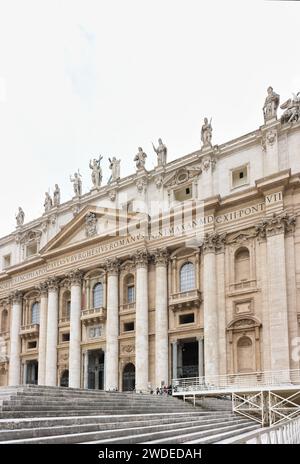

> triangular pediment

[{"left": 40, "top": 205, "right": 143, "bottom": 257}]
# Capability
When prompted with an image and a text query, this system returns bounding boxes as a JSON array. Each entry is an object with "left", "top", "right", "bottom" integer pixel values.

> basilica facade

[{"left": 0, "top": 87, "right": 300, "bottom": 392}]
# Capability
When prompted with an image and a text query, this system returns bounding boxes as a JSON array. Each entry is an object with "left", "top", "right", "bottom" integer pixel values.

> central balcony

[
  {"left": 169, "top": 289, "right": 202, "bottom": 312},
  {"left": 81, "top": 307, "right": 107, "bottom": 325},
  {"left": 19, "top": 324, "right": 39, "bottom": 338}
]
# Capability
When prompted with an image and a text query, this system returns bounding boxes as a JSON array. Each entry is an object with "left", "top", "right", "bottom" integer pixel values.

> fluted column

[
  {"left": 202, "top": 233, "right": 226, "bottom": 379},
  {"left": 135, "top": 249, "right": 149, "bottom": 392},
  {"left": 45, "top": 277, "right": 59, "bottom": 386},
  {"left": 8, "top": 291, "right": 23, "bottom": 385},
  {"left": 37, "top": 281, "right": 48, "bottom": 385},
  {"left": 153, "top": 249, "right": 169, "bottom": 387},
  {"left": 105, "top": 258, "right": 119, "bottom": 391},
  {"left": 68, "top": 269, "right": 83, "bottom": 388}
]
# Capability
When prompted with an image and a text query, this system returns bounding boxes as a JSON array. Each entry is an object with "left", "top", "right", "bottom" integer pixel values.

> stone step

[
  {"left": 184, "top": 424, "right": 260, "bottom": 444},
  {"left": 0, "top": 416, "right": 239, "bottom": 442},
  {"left": 0, "top": 417, "right": 251, "bottom": 444},
  {"left": 0, "top": 408, "right": 198, "bottom": 418},
  {"left": 81, "top": 418, "right": 252, "bottom": 445},
  {"left": 0, "top": 411, "right": 220, "bottom": 430},
  {"left": 1, "top": 398, "right": 190, "bottom": 407},
  {"left": 139, "top": 420, "right": 257, "bottom": 444}
]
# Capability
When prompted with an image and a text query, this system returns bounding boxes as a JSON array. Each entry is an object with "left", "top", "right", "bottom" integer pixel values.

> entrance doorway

[
  {"left": 26, "top": 360, "right": 38, "bottom": 384},
  {"left": 122, "top": 363, "right": 135, "bottom": 391},
  {"left": 88, "top": 349, "right": 105, "bottom": 390},
  {"left": 60, "top": 369, "right": 69, "bottom": 387},
  {"left": 178, "top": 340, "right": 199, "bottom": 378}
]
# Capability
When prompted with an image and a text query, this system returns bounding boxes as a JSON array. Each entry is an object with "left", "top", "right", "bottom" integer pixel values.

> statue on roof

[
  {"left": 263, "top": 86, "right": 280, "bottom": 122},
  {"left": 152, "top": 138, "right": 167, "bottom": 166},
  {"left": 16, "top": 207, "right": 25, "bottom": 227}
]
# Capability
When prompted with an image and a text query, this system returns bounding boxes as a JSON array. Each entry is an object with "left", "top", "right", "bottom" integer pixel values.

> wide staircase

[{"left": 0, "top": 385, "right": 259, "bottom": 444}]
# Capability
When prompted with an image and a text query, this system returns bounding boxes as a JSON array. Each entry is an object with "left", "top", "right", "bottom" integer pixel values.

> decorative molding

[
  {"left": 202, "top": 232, "right": 227, "bottom": 254},
  {"left": 163, "top": 165, "right": 201, "bottom": 188},
  {"left": 37, "top": 281, "right": 48, "bottom": 297},
  {"left": 136, "top": 176, "right": 147, "bottom": 195},
  {"left": 105, "top": 258, "right": 120, "bottom": 275},
  {"left": 255, "top": 212, "right": 296, "bottom": 239},
  {"left": 200, "top": 155, "right": 217, "bottom": 172},
  {"left": 133, "top": 249, "right": 149, "bottom": 268},
  {"left": 67, "top": 269, "right": 84, "bottom": 286},
  {"left": 85, "top": 212, "right": 97, "bottom": 238},
  {"left": 47, "top": 276, "right": 60, "bottom": 292},
  {"left": 9, "top": 290, "right": 23, "bottom": 304},
  {"left": 152, "top": 248, "right": 169, "bottom": 266},
  {"left": 121, "top": 344, "right": 135, "bottom": 353}
]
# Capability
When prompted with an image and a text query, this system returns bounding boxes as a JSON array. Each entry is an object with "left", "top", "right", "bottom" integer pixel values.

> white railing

[
  {"left": 224, "top": 415, "right": 300, "bottom": 444},
  {"left": 172, "top": 369, "right": 300, "bottom": 395}
]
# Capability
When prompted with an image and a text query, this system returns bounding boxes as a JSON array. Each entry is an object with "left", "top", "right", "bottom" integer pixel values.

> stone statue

[
  {"left": 44, "top": 192, "right": 53, "bottom": 212},
  {"left": 134, "top": 147, "right": 147, "bottom": 170},
  {"left": 16, "top": 207, "right": 25, "bottom": 227},
  {"left": 70, "top": 170, "right": 82, "bottom": 197},
  {"left": 201, "top": 117, "right": 212, "bottom": 147},
  {"left": 152, "top": 138, "right": 167, "bottom": 166},
  {"left": 280, "top": 92, "right": 300, "bottom": 124},
  {"left": 89, "top": 156, "right": 103, "bottom": 189},
  {"left": 263, "top": 86, "right": 280, "bottom": 122},
  {"left": 108, "top": 157, "right": 121, "bottom": 182},
  {"left": 53, "top": 184, "right": 60, "bottom": 207}
]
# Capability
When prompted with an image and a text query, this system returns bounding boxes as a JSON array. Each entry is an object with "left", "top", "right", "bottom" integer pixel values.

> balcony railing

[
  {"left": 172, "top": 369, "right": 300, "bottom": 395},
  {"left": 120, "top": 302, "right": 135, "bottom": 312},
  {"left": 19, "top": 324, "right": 39, "bottom": 338},
  {"left": 169, "top": 289, "right": 202, "bottom": 311},
  {"left": 81, "top": 307, "right": 106, "bottom": 325},
  {"left": 58, "top": 317, "right": 70, "bottom": 327},
  {"left": 229, "top": 279, "right": 257, "bottom": 293}
]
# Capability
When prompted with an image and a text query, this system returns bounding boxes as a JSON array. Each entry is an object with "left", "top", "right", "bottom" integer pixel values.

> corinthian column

[
  {"left": 135, "top": 249, "right": 149, "bottom": 392},
  {"left": 37, "top": 281, "right": 48, "bottom": 385},
  {"left": 68, "top": 269, "right": 83, "bottom": 388},
  {"left": 256, "top": 213, "right": 295, "bottom": 373},
  {"left": 8, "top": 291, "right": 23, "bottom": 385},
  {"left": 202, "top": 233, "right": 226, "bottom": 379},
  {"left": 153, "top": 248, "right": 169, "bottom": 388},
  {"left": 105, "top": 258, "right": 119, "bottom": 391},
  {"left": 45, "top": 277, "right": 59, "bottom": 386}
]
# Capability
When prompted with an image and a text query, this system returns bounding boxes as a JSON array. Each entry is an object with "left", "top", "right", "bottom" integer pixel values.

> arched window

[
  {"left": 180, "top": 262, "right": 195, "bottom": 292},
  {"left": 31, "top": 302, "right": 40, "bottom": 325},
  {"left": 124, "top": 274, "right": 135, "bottom": 304},
  {"left": 1, "top": 309, "right": 8, "bottom": 332},
  {"left": 235, "top": 247, "right": 250, "bottom": 282},
  {"left": 93, "top": 283, "right": 103, "bottom": 308}
]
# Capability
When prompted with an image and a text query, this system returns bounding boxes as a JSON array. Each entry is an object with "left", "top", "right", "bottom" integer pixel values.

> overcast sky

[{"left": 0, "top": 0, "right": 299, "bottom": 237}]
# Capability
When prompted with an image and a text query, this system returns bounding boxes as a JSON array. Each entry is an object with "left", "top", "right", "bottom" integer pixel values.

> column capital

[
  {"left": 9, "top": 290, "right": 23, "bottom": 304},
  {"left": 47, "top": 276, "right": 60, "bottom": 292},
  {"left": 67, "top": 268, "right": 84, "bottom": 286},
  {"left": 36, "top": 281, "right": 48, "bottom": 297},
  {"left": 133, "top": 248, "right": 149, "bottom": 268},
  {"left": 202, "top": 232, "right": 226, "bottom": 254},
  {"left": 152, "top": 248, "right": 169, "bottom": 267},
  {"left": 255, "top": 211, "right": 296, "bottom": 239},
  {"left": 105, "top": 257, "right": 120, "bottom": 275}
]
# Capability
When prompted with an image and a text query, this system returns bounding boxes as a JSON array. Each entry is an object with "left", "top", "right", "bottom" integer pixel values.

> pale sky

[{"left": 0, "top": 0, "right": 299, "bottom": 237}]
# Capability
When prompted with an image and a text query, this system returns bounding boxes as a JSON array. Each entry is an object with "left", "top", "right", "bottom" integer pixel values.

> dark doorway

[
  {"left": 88, "top": 349, "right": 105, "bottom": 390},
  {"left": 178, "top": 340, "right": 199, "bottom": 378},
  {"left": 122, "top": 363, "right": 135, "bottom": 391},
  {"left": 26, "top": 360, "right": 38, "bottom": 385},
  {"left": 60, "top": 369, "right": 69, "bottom": 387}
]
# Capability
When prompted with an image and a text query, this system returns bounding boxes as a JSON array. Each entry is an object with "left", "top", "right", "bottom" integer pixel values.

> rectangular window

[
  {"left": 174, "top": 185, "right": 193, "bottom": 202},
  {"left": 127, "top": 285, "right": 135, "bottom": 303},
  {"left": 62, "top": 333, "right": 70, "bottom": 342},
  {"left": 27, "top": 340, "right": 37, "bottom": 349},
  {"left": 124, "top": 321, "right": 134, "bottom": 332},
  {"left": 231, "top": 165, "right": 249, "bottom": 189},
  {"left": 179, "top": 313, "right": 195, "bottom": 324},
  {"left": 26, "top": 243, "right": 38, "bottom": 258},
  {"left": 3, "top": 254, "right": 11, "bottom": 269}
]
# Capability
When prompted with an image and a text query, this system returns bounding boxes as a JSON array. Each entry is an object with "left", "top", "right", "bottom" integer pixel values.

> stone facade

[{"left": 1, "top": 88, "right": 300, "bottom": 391}]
